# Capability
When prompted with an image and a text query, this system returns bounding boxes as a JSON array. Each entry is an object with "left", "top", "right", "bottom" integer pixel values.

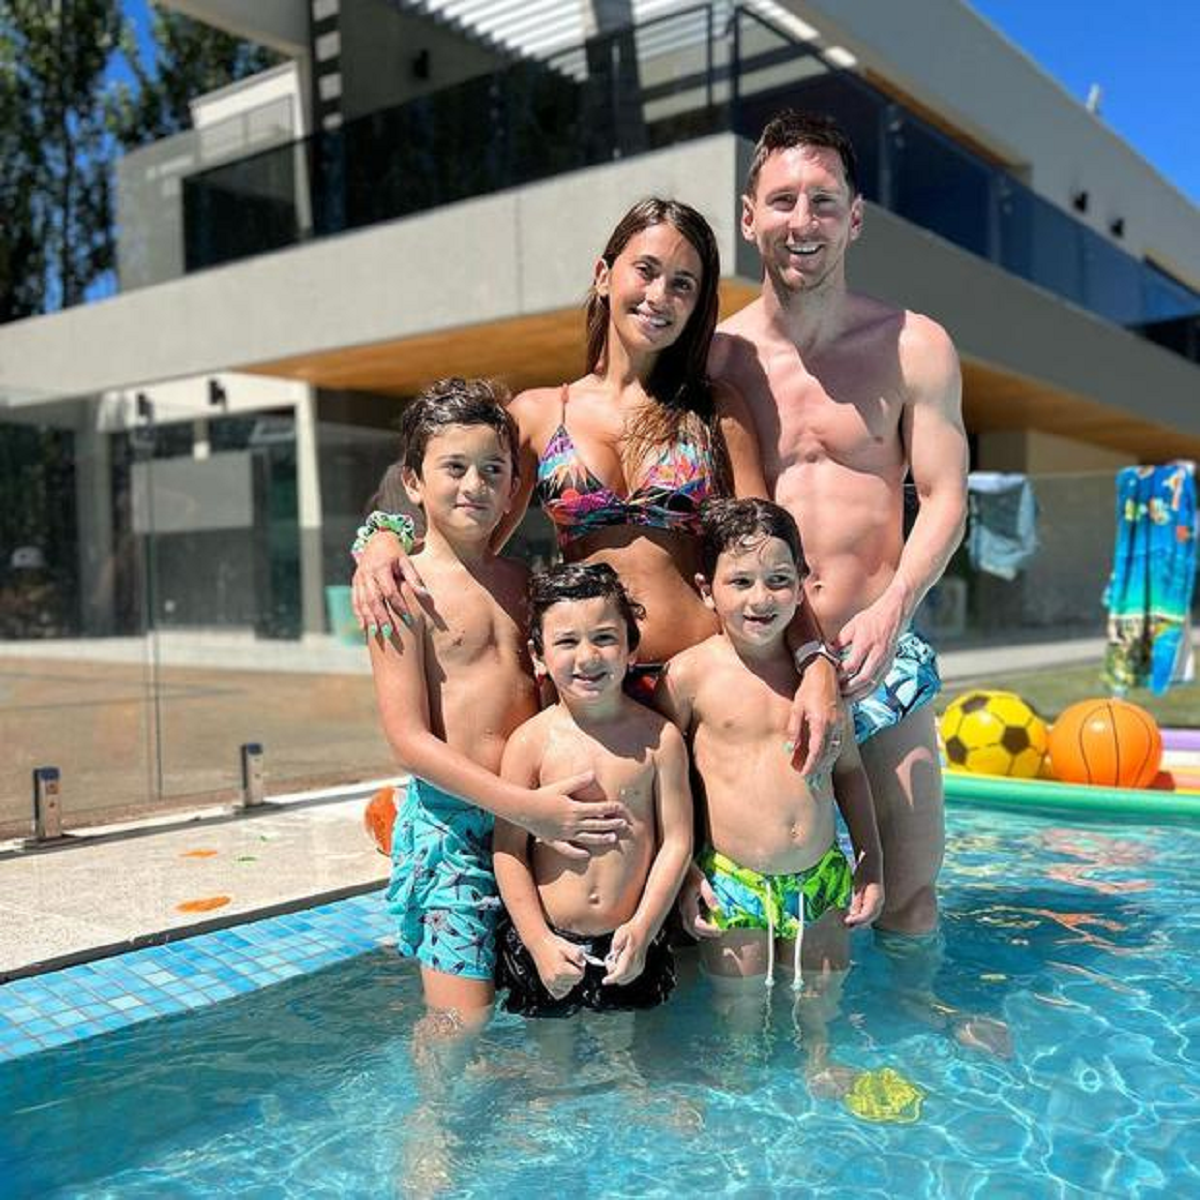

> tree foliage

[
  {"left": 113, "top": 7, "right": 278, "bottom": 147},
  {"left": 0, "top": 2, "right": 279, "bottom": 322},
  {"left": 0, "top": 0, "right": 122, "bottom": 318}
]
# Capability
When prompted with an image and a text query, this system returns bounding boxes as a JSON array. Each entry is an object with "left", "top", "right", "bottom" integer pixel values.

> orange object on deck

[{"left": 364, "top": 786, "right": 397, "bottom": 856}]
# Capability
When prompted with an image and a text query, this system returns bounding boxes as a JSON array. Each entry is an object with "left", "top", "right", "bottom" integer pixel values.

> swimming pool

[{"left": 3, "top": 804, "right": 1198, "bottom": 1197}]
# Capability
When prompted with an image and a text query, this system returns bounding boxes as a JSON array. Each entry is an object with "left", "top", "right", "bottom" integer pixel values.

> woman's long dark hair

[{"left": 584, "top": 198, "right": 728, "bottom": 490}]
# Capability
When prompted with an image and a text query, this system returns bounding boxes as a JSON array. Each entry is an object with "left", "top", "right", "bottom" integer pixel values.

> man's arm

[{"left": 838, "top": 315, "right": 967, "bottom": 699}]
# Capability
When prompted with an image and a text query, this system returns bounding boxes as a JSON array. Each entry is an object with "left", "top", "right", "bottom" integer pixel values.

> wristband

[
  {"left": 792, "top": 639, "right": 839, "bottom": 673},
  {"left": 351, "top": 510, "right": 415, "bottom": 563}
]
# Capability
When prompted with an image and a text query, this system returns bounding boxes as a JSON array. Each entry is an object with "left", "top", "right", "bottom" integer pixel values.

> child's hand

[
  {"left": 525, "top": 773, "right": 631, "bottom": 852},
  {"left": 602, "top": 921, "right": 648, "bottom": 986},
  {"left": 844, "top": 879, "right": 885, "bottom": 928},
  {"left": 676, "top": 862, "right": 721, "bottom": 939},
  {"left": 532, "top": 934, "right": 587, "bottom": 999}
]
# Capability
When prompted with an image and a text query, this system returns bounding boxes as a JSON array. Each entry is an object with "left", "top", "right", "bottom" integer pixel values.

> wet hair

[
  {"left": 398, "top": 377, "right": 519, "bottom": 477},
  {"left": 527, "top": 562, "right": 645, "bottom": 655},
  {"left": 366, "top": 462, "right": 408, "bottom": 514},
  {"left": 700, "top": 498, "right": 807, "bottom": 580},
  {"left": 745, "top": 110, "right": 859, "bottom": 199},
  {"left": 584, "top": 198, "right": 729, "bottom": 489}
]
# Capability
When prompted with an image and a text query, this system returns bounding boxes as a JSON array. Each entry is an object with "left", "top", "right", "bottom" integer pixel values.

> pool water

[{"left": 3, "top": 806, "right": 1199, "bottom": 1198}]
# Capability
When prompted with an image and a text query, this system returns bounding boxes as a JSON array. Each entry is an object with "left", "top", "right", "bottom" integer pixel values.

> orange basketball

[
  {"left": 363, "top": 786, "right": 397, "bottom": 856},
  {"left": 1047, "top": 699, "right": 1163, "bottom": 789}
]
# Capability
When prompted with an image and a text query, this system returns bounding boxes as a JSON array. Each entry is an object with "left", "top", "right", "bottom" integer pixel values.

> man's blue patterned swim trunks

[
  {"left": 385, "top": 776, "right": 499, "bottom": 980},
  {"left": 852, "top": 629, "right": 941, "bottom": 744}
]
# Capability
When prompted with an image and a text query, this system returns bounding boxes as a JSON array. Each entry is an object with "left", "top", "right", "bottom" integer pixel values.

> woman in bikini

[{"left": 351, "top": 197, "right": 838, "bottom": 760}]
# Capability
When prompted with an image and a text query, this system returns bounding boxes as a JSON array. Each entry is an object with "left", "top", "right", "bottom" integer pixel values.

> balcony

[{"left": 176, "top": 3, "right": 1200, "bottom": 366}]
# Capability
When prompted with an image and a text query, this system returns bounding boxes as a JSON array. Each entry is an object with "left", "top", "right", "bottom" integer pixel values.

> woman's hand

[
  {"left": 351, "top": 531, "right": 428, "bottom": 634},
  {"left": 785, "top": 655, "right": 842, "bottom": 777}
]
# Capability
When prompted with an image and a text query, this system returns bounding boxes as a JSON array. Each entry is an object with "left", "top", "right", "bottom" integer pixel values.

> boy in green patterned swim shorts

[{"left": 656, "top": 499, "right": 884, "bottom": 1084}]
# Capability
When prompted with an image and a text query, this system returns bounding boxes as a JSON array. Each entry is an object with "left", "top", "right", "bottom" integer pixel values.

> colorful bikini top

[{"left": 535, "top": 386, "right": 717, "bottom": 548}]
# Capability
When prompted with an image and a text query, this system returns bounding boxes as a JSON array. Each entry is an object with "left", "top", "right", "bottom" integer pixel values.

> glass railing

[{"left": 0, "top": 392, "right": 569, "bottom": 835}]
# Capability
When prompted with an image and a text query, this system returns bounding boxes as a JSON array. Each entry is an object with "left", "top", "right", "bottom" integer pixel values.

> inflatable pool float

[
  {"left": 943, "top": 769, "right": 1200, "bottom": 820},
  {"left": 1162, "top": 727, "right": 1200, "bottom": 754}
]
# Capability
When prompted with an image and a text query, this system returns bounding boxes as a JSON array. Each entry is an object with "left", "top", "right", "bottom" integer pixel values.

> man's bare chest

[{"left": 757, "top": 356, "right": 903, "bottom": 470}]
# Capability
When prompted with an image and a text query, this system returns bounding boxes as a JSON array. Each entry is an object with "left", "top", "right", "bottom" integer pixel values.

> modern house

[{"left": 1, "top": 0, "right": 1198, "bottom": 823}]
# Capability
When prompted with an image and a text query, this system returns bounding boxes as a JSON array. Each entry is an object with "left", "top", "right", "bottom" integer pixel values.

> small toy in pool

[
  {"left": 363, "top": 786, "right": 398, "bottom": 855},
  {"left": 1048, "top": 698, "right": 1163, "bottom": 789},
  {"left": 940, "top": 690, "right": 1048, "bottom": 778},
  {"left": 843, "top": 1067, "right": 926, "bottom": 1124}
]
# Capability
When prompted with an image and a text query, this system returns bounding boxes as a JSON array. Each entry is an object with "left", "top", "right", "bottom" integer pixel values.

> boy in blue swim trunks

[
  {"left": 493, "top": 563, "right": 692, "bottom": 1018},
  {"left": 656, "top": 499, "right": 884, "bottom": 1078},
  {"left": 369, "top": 378, "right": 630, "bottom": 1028}
]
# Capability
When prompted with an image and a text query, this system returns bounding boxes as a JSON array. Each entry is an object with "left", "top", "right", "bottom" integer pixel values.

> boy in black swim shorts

[{"left": 493, "top": 563, "right": 693, "bottom": 1018}]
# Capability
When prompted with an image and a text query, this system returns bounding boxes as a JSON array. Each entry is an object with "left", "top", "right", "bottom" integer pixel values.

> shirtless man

[{"left": 702, "top": 110, "right": 968, "bottom": 941}]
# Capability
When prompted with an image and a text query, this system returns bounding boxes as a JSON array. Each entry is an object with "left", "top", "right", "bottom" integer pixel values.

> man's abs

[{"left": 776, "top": 459, "right": 905, "bottom": 634}]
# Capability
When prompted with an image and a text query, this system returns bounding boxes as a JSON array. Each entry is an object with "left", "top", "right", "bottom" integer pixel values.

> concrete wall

[
  {"left": 978, "top": 429, "right": 1135, "bottom": 476},
  {"left": 786, "top": 0, "right": 1200, "bottom": 288},
  {"left": 844, "top": 200, "right": 1200, "bottom": 443},
  {"left": 4, "top": 135, "right": 742, "bottom": 398},
  {"left": 5, "top": 133, "right": 1198, "bottom": 447}
]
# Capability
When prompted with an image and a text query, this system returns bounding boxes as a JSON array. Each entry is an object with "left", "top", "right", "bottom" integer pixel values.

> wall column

[{"left": 294, "top": 384, "right": 326, "bottom": 635}]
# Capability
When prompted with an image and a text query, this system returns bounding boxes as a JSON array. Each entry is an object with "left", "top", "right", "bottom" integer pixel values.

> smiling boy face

[
  {"left": 703, "top": 534, "right": 804, "bottom": 649},
  {"left": 532, "top": 594, "right": 634, "bottom": 705},
  {"left": 402, "top": 423, "right": 517, "bottom": 537}
]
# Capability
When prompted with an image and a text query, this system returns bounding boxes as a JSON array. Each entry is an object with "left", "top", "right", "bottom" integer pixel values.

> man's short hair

[
  {"left": 527, "top": 562, "right": 645, "bottom": 655},
  {"left": 398, "top": 377, "right": 519, "bottom": 477},
  {"left": 745, "top": 109, "right": 859, "bottom": 198},
  {"left": 700, "top": 498, "right": 807, "bottom": 580}
]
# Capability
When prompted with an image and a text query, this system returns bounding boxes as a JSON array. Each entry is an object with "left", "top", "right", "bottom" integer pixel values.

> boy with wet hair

[
  {"left": 370, "top": 378, "right": 630, "bottom": 1027},
  {"left": 655, "top": 498, "right": 883, "bottom": 1080},
  {"left": 493, "top": 562, "right": 693, "bottom": 1017}
]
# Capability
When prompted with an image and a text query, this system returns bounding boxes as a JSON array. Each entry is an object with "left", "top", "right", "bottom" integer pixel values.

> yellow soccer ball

[{"left": 940, "top": 690, "right": 1048, "bottom": 778}]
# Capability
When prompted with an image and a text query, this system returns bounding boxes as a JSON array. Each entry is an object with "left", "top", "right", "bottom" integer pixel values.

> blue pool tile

[
  {"left": 0, "top": 887, "right": 389, "bottom": 1062},
  {"left": 35, "top": 1027, "right": 76, "bottom": 1049}
]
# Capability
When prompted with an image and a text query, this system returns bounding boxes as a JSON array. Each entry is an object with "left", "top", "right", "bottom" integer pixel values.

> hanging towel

[
  {"left": 967, "top": 472, "right": 1039, "bottom": 580},
  {"left": 1103, "top": 462, "right": 1196, "bottom": 695}
]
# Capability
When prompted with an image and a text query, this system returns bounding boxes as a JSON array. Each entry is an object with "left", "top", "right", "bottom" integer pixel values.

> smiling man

[{"left": 708, "top": 110, "right": 969, "bottom": 943}]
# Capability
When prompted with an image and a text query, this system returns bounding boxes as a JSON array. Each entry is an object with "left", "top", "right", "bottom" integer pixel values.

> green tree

[
  {"left": 0, "top": 2, "right": 279, "bottom": 321},
  {"left": 0, "top": 0, "right": 122, "bottom": 318},
  {"left": 113, "top": 7, "right": 279, "bottom": 147}
]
